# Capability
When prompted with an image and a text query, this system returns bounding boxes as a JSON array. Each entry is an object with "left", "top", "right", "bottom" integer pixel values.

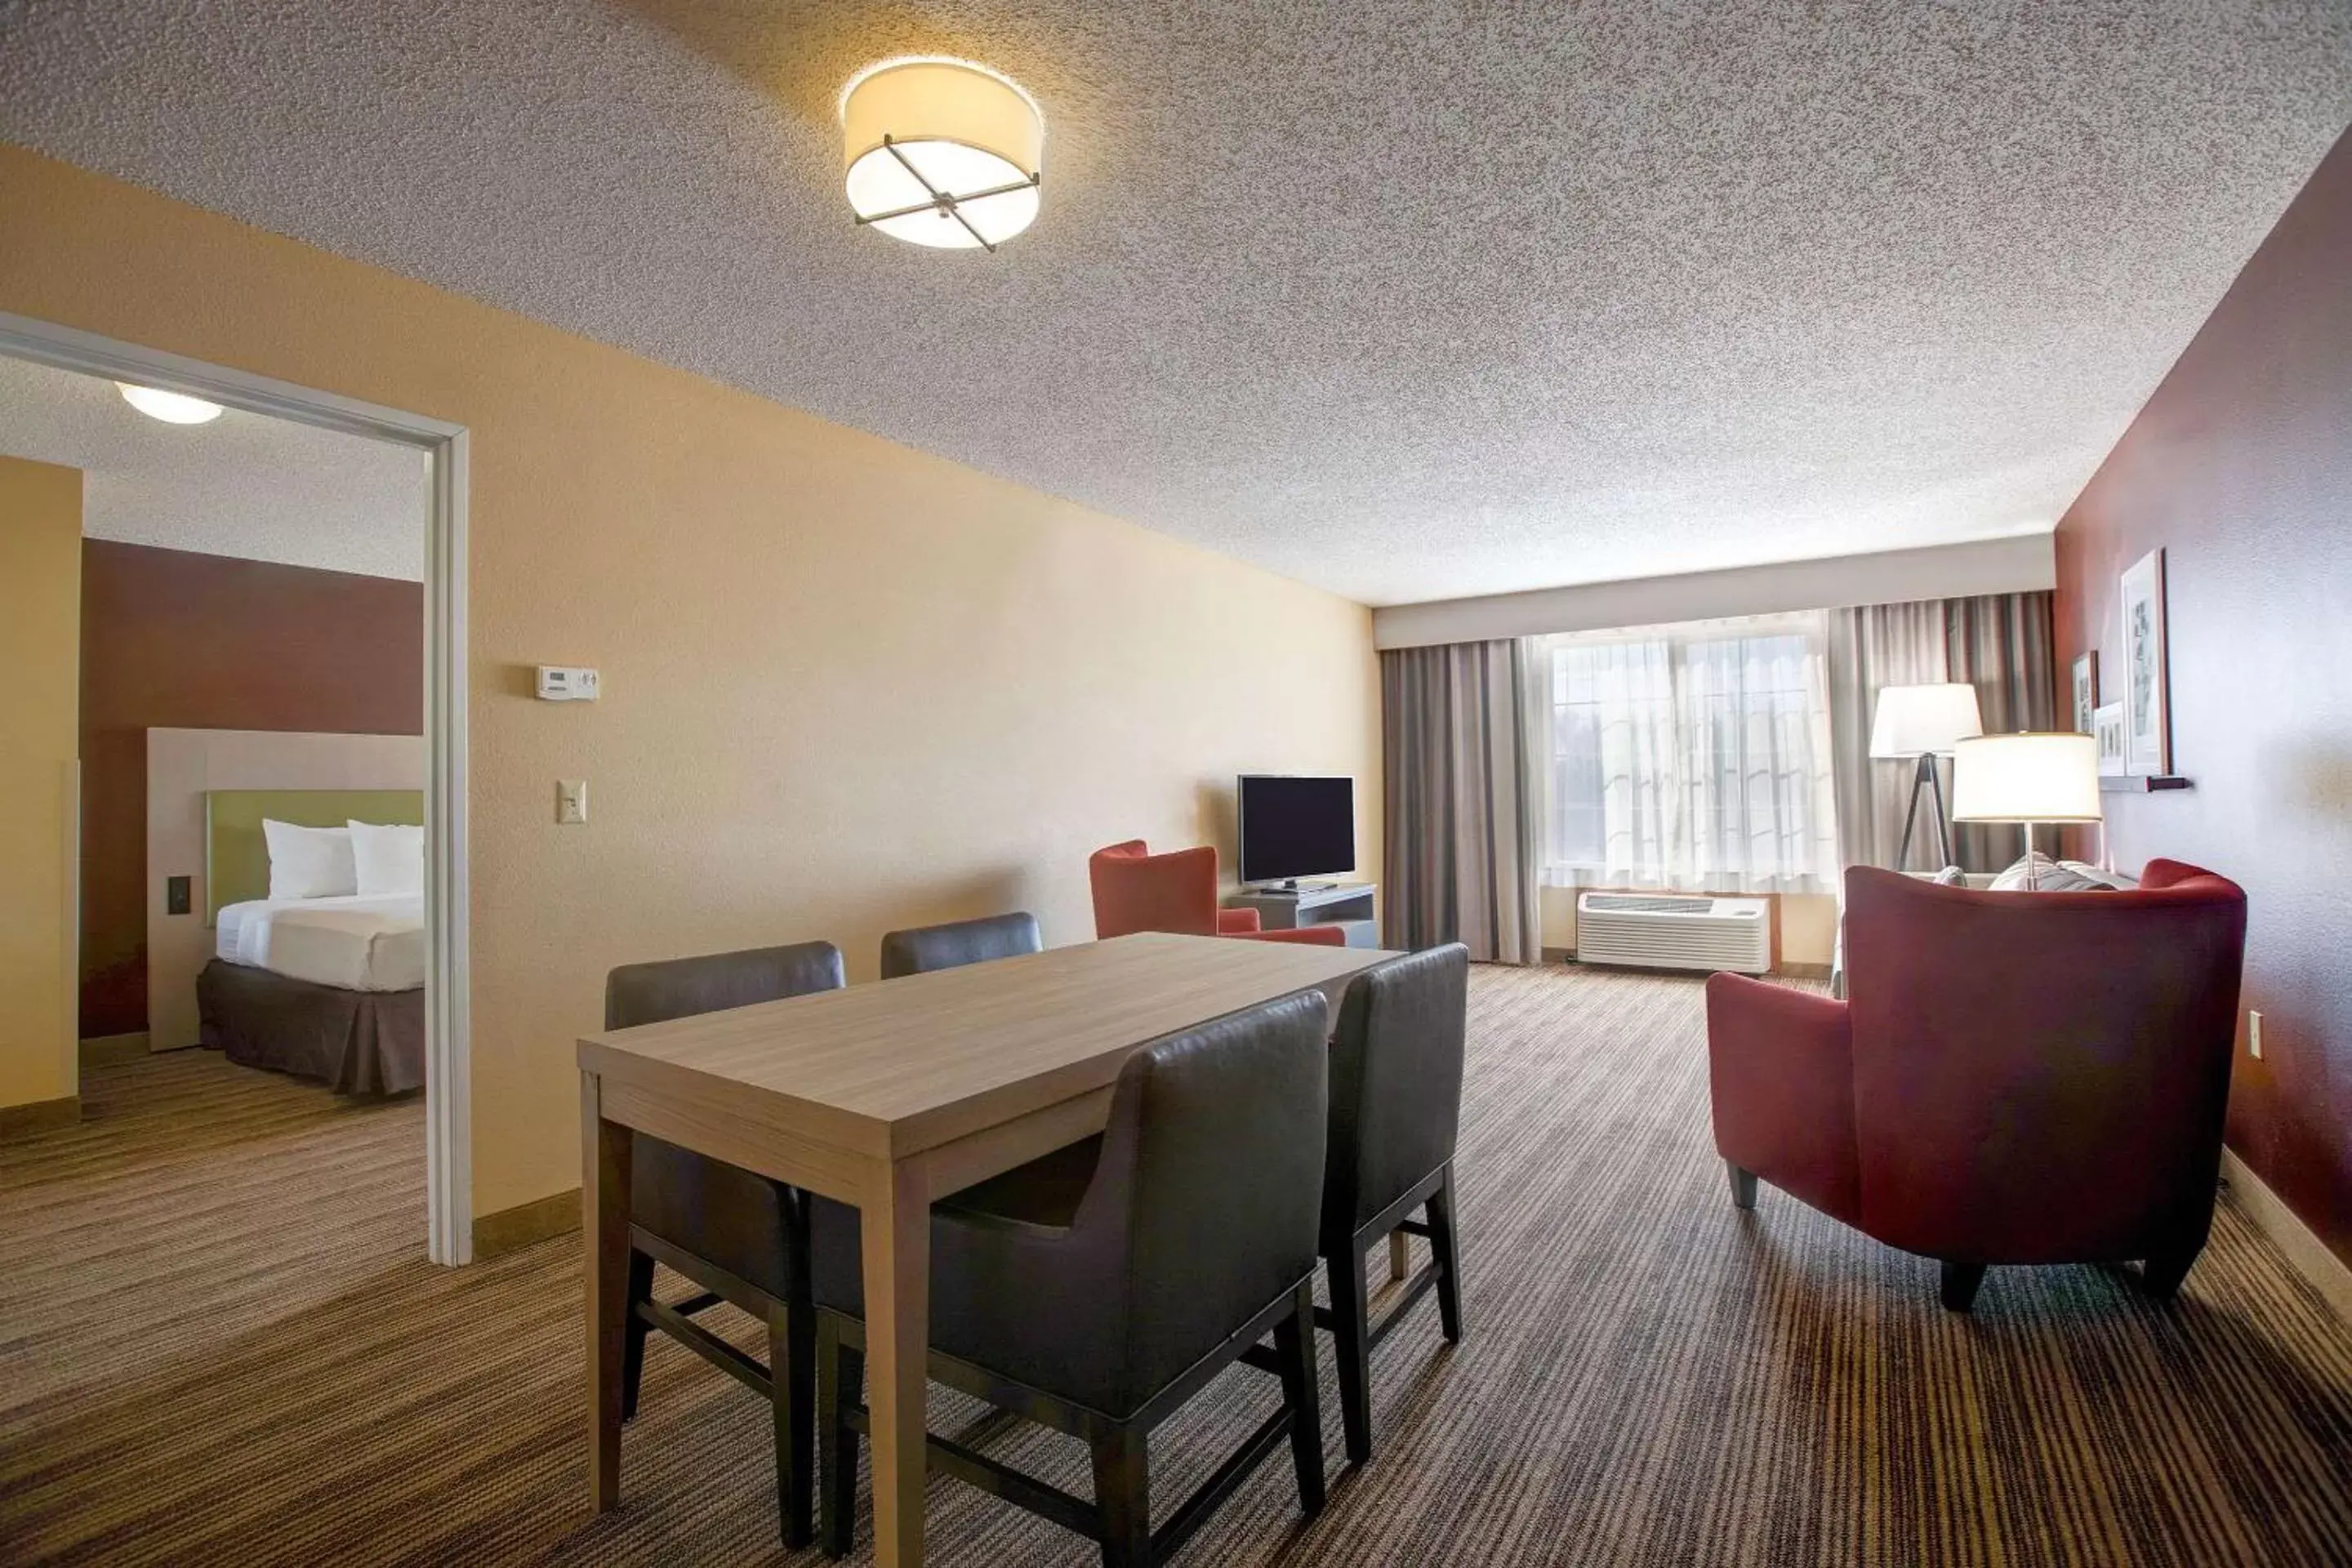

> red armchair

[
  {"left": 1707, "top": 859, "right": 2247, "bottom": 1311},
  {"left": 1088, "top": 840, "right": 1347, "bottom": 947}
]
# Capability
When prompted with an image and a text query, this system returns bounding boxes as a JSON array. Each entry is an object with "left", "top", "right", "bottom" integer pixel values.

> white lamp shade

[
  {"left": 116, "top": 383, "right": 223, "bottom": 424},
  {"left": 1869, "top": 683, "right": 1984, "bottom": 758},
  {"left": 1951, "top": 733, "right": 2104, "bottom": 823},
  {"left": 842, "top": 58, "right": 1043, "bottom": 249}
]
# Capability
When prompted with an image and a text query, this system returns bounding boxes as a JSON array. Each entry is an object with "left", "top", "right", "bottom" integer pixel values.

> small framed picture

[
  {"left": 2120, "top": 549, "right": 2171, "bottom": 775},
  {"left": 2095, "top": 701, "right": 2127, "bottom": 777},
  {"left": 2071, "top": 651, "right": 2099, "bottom": 734}
]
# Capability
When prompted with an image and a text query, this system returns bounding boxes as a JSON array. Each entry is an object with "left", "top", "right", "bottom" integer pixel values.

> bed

[{"left": 195, "top": 788, "right": 425, "bottom": 1097}]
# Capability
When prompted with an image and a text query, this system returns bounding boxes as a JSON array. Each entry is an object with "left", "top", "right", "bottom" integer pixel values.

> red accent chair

[
  {"left": 1088, "top": 840, "right": 1347, "bottom": 947},
  {"left": 1706, "top": 859, "right": 2247, "bottom": 1311}
]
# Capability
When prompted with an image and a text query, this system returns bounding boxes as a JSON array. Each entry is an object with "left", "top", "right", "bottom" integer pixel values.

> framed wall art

[
  {"left": 2095, "top": 700, "right": 2127, "bottom": 777},
  {"left": 2119, "top": 549, "right": 2170, "bottom": 775}
]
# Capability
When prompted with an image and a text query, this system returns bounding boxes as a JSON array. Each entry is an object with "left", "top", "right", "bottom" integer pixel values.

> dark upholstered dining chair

[
  {"left": 812, "top": 991, "right": 1334, "bottom": 1568},
  {"left": 604, "top": 938, "right": 846, "bottom": 1548},
  {"left": 1320, "top": 942, "right": 1470, "bottom": 1464},
  {"left": 878, "top": 911, "right": 1044, "bottom": 978}
]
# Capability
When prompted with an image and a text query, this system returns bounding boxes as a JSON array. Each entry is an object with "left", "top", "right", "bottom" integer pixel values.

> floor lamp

[
  {"left": 1869, "top": 684, "right": 1984, "bottom": 870},
  {"left": 1951, "top": 733, "right": 2105, "bottom": 889}
]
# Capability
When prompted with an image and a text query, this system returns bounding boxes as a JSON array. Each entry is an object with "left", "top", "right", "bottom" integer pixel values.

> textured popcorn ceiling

[
  {"left": 0, "top": 356, "right": 428, "bottom": 579},
  {"left": 2, "top": 2, "right": 2347, "bottom": 606}
]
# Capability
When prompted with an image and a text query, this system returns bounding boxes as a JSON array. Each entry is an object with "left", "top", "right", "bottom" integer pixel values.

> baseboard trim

[
  {"left": 2221, "top": 1147, "right": 2352, "bottom": 1326},
  {"left": 474, "top": 1187, "right": 581, "bottom": 1260},
  {"left": 79, "top": 1031, "right": 150, "bottom": 1068},
  {"left": 0, "top": 1094, "right": 82, "bottom": 1140},
  {"left": 1779, "top": 962, "right": 1833, "bottom": 981}
]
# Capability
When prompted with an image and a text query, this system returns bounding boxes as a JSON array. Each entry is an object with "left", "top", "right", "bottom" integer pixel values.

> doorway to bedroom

[{"left": 0, "top": 322, "right": 472, "bottom": 1421}]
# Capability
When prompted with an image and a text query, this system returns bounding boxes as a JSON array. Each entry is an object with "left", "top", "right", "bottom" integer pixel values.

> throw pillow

[
  {"left": 348, "top": 820, "right": 425, "bottom": 898},
  {"left": 1990, "top": 851, "right": 2116, "bottom": 893},
  {"left": 262, "top": 819, "right": 356, "bottom": 900}
]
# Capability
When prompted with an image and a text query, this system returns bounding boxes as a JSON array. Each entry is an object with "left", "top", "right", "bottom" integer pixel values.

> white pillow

[
  {"left": 348, "top": 820, "right": 425, "bottom": 898},
  {"left": 263, "top": 819, "right": 356, "bottom": 900}
]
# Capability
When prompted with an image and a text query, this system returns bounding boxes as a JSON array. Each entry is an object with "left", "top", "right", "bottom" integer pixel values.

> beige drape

[
  {"left": 1825, "top": 591, "right": 2056, "bottom": 873},
  {"left": 1379, "top": 639, "right": 1543, "bottom": 963}
]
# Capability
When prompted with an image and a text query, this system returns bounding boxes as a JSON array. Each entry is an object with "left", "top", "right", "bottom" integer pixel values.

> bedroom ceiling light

[
  {"left": 841, "top": 57, "right": 1043, "bottom": 252},
  {"left": 116, "top": 382, "right": 224, "bottom": 424}
]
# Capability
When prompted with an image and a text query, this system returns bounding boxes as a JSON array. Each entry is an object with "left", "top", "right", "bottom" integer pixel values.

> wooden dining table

[{"left": 577, "top": 929, "right": 1398, "bottom": 1568}]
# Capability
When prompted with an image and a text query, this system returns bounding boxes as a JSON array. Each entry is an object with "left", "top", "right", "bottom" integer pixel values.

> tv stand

[{"left": 1226, "top": 881, "right": 1379, "bottom": 948}]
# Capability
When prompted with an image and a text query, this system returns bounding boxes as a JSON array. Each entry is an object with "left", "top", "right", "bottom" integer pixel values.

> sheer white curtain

[{"left": 1535, "top": 613, "right": 1838, "bottom": 893}]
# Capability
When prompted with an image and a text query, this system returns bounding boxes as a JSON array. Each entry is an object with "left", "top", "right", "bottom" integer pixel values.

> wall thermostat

[{"left": 536, "top": 666, "right": 600, "bottom": 702}]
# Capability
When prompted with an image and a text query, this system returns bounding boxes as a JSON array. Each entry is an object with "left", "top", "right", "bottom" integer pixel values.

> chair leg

[
  {"left": 620, "top": 1247, "right": 654, "bottom": 1423},
  {"left": 1089, "top": 1422, "right": 1151, "bottom": 1568},
  {"left": 1273, "top": 1281, "right": 1327, "bottom": 1516},
  {"left": 816, "top": 1315, "right": 861, "bottom": 1559},
  {"left": 1325, "top": 1248, "right": 1374, "bottom": 1466},
  {"left": 1939, "top": 1261, "right": 1987, "bottom": 1312},
  {"left": 767, "top": 1302, "right": 816, "bottom": 1548},
  {"left": 2141, "top": 1241, "right": 2202, "bottom": 1302},
  {"left": 1726, "top": 1161, "right": 1757, "bottom": 1211},
  {"left": 1427, "top": 1163, "right": 1464, "bottom": 1344}
]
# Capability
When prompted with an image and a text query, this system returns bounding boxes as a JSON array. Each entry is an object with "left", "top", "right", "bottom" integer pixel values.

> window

[{"left": 1538, "top": 614, "right": 1838, "bottom": 893}]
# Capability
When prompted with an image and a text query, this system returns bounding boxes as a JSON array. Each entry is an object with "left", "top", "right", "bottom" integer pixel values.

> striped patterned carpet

[{"left": 5, "top": 966, "right": 2351, "bottom": 1566}]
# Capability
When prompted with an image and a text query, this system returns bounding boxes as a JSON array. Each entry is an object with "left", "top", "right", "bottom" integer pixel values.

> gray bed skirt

[{"left": 197, "top": 959, "right": 425, "bottom": 1097}]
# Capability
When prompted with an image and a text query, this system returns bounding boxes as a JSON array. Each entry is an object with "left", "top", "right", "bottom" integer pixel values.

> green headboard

[{"left": 203, "top": 789, "right": 425, "bottom": 924}]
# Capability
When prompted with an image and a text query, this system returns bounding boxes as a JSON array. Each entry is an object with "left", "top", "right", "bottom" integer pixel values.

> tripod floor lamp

[{"left": 1869, "top": 684, "right": 1984, "bottom": 870}]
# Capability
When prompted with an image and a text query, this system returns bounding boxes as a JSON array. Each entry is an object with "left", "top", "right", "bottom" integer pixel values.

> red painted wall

[
  {"left": 78, "top": 541, "right": 422, "bottom": 1037},
  {"left": 2053, "top": 126, "right": 2352, "bottom": 1266}
]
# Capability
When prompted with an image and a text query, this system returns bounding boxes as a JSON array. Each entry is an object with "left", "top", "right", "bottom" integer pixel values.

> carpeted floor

[{"left": 4, "top": 966, "right": 2350, "bottom": 1566}]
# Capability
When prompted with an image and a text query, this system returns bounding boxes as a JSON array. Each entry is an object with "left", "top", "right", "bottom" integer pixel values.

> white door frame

[{"left": 0, "top": 308, "right": 475, "bottom": 1264}]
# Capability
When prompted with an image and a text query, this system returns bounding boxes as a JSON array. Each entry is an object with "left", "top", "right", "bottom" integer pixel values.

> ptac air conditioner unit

[{"left": 1574, "top": 893, "right": 1771, "bottom": 975}]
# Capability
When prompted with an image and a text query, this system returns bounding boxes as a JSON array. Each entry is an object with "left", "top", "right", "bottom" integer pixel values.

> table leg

[
  {"left": 1390, "top": 1228, "right": 1411, "bottom": 1283},
  {"left": 862, "top": 1156, "right": 931, "bottom": 1567},
  {"left": 583, "top": 1071, "right": 632, "bottom": 1510}
]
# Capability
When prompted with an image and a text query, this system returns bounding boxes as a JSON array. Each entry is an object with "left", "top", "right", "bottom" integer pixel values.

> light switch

[
  {"left": 2248, "top": 1010, "right": 2264, "bottom": 1059},
  {"left": 557, "top": 780, "right": 589, "bottom": 825}
]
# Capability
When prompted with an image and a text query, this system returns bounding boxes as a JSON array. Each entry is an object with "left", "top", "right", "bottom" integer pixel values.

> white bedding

[{"left": 216, "top": 894, "right": 425, "bottom": 992}]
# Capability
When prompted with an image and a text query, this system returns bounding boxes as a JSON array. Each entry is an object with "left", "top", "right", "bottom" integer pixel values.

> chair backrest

[
  {"left": 1842, "top": 861, "right": 2247, "bottom": 1263},
  {"left": 1089, "top": 839, "right": 1221, "bottom": 938},
  {"left": 1323, "top": 944, "right": 1471, "bottom": 1244},
  {"left": 1072, "top": 990, "right": 1330, "bottom": 1406},
  {"left": 604, "top": 940, "right": 846, "bottom": 1296},
  {"left": 879, "top": 911, "right": 1044, "bottom": 979},
  {"left": 604, "top": 939, "right": 846, "bottom": 1029}
]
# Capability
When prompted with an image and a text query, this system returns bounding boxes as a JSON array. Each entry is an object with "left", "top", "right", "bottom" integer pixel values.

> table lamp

[
  {"left": 1951, "top": 732, "right": 2104, "bottom": 889},
  {"left": 1869, "top": 684, "right": 1984, "bottom": 868}
]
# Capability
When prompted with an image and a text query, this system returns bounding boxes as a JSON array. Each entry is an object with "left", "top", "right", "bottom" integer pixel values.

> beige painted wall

[
  {"left": 0, "top": 456, "right": 82, "bottom": 1111},
  {"left": 1539, "top": 886, "right": 1838, "bottom": 969},
  {"left": 0, "top": 147, "right": 1381, "bottom": 1220}
]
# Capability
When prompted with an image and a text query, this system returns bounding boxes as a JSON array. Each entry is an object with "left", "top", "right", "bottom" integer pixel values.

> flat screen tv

[{"left": 1237, "top": 774, "right": 1355, "bottom": 886}]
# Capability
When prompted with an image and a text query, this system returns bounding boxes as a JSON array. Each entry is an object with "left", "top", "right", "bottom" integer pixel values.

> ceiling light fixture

[
  {"left": 840, "top": 56, "right": 1043, "bottom": 252},
  {"left": 117, "top": 383, "right": 224, "bottom": 425}
]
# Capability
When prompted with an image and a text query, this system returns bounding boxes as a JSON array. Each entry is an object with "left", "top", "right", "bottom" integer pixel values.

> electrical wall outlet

[
  {"left": 557, "top": 779, "right": 589, "bottom": 825},
  {"left": 2248, "top": 1009, "right": 2264, "bottom": 1060},
  {"left": 166, "top": 875, "right": 191, "bottom": 915}
]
